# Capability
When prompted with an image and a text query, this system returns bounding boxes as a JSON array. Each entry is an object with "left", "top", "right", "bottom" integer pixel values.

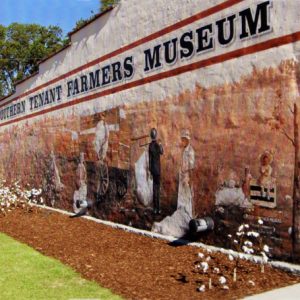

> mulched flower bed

[{"left": 0, "top": 207, "right": 299, "bottom": 300}]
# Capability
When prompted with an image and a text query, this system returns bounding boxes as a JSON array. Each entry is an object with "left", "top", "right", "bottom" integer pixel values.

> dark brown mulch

[{"left": 0, "top": 207, "right": 299, "bottom": 300}]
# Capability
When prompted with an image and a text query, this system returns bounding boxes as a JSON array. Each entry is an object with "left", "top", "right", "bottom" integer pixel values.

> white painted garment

[
  {"left": 215, "top": 187, "right": 252, "bottom": 208},
  {"left": 135, "top": 150, "right": 153, "bottom": 207},
  {"left": 94, "top": 120, "right": 109, "bottom": 161},
  {"left": 152, "top": 144, "right": 195, "bottom": 238},
  {"left": 152, "top": 207, "right": 191, "bottom": 238},
  {"left": 177, "top": 144, "right": 195, "bottom": 218}
]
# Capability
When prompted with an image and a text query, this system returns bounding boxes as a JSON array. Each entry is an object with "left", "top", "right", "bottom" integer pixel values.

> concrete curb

[
  {"left": 243, "top": 283, "right": 300, "bottom": 299},
  {"left": 34, "top": 204, "right": 300, "bottom": 275}
]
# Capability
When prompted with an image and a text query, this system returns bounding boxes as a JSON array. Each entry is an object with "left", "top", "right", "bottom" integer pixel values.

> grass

[{"left": 0, "top": 232, "right": 123, "bottom": 300}]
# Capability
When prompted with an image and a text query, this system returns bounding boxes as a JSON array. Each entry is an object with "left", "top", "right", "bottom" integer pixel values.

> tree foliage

[
  {"left": 100, "top": 0, "right": 118, "bottom": 12},
  {"left": 0, "top": 23, "right": 66, "bottom": 98}
]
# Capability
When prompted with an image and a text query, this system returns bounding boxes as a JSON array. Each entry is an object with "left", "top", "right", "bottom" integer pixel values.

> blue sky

[{"left": 0, "top": 0, "right": 100, "bottom": 35}]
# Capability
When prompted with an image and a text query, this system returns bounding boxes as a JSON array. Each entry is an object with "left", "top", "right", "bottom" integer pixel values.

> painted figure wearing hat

[
  {"left": 258, "top": 150, "right": 274, "bottom": 199},
  {"left": 148, "top": 128, "right": 164, "bottom": 214},
  {"left": 178, "top": 129, "right": 195, "bottom": 218}
]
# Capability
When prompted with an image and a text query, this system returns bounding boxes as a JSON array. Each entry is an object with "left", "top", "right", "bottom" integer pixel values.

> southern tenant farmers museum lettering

[{"left": 0, "top": 1, "right": 271, "bottom": 122}]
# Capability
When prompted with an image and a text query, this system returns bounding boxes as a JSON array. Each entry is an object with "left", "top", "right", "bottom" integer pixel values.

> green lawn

[{"left": 0, "top": 232, "right": 123, "bottom": 300}]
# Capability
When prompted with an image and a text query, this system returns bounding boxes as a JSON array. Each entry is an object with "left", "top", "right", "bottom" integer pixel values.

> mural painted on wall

[{"left": 0, "top": 58, "right": 298, "bottom": 259}]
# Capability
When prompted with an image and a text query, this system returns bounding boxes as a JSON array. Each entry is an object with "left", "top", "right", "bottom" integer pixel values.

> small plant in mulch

[
  {"left": 0, "top": 180, "right": 44, "bottom": 216},
  {"left": 228, "top": 219, "right": 270, "bottom": 276},
  {"left": 194, "top": 219, "right": 270, "bottom": 293},
  {"left": 194, "top": 250, "right": 231, "bottom": 292}
]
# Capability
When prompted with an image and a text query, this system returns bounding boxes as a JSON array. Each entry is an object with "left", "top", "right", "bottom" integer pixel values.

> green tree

[
  {"left": 100, "top": 0, "right": 118, "bottom": 12},
  {"left": 0, "top": 23, "right": 66, "bottom": 98}
]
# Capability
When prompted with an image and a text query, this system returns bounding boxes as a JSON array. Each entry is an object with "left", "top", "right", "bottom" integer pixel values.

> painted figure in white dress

[
  {"left": 178, "top": 129, "right": 195, "bottom": 218},
  {"left": 151, "top": 129, "right": 195, "bottom": 238}
]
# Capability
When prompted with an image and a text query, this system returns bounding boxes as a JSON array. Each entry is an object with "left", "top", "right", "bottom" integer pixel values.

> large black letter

[
  {"left": 180, "top": 31, "right": 194, "bottom": 59},
  {"left": 216, "top": 14, "right": 236, "bottom": 46},
  {"left": 164, "top": 38, "right": 178, "bottom": 65},
  {"left": 102, "top": 65, "right": 111, "bottom": 86},
  {"left": 196, "top": 24, "right": 214, "bottom": 53},
  {"left": 124, "top": 56, "right": 134, "bottom": 79},
  {"left": 80, "top": 75, "right": 88, "bottom": 93},
  {"left": 67, "top": 80, "right": 73, "bottom": 97},
  {"left": 89, "top": 70, "right": 100, "bottom": 90},
  {"left": 112, "top": 61, "right": 122, "bottom": 83},
  {"left": 239, "top": 1, "right": 271, "bottom": 39},
  {"left": 144, "top": 45, "right": 162, "bottom": 72}
]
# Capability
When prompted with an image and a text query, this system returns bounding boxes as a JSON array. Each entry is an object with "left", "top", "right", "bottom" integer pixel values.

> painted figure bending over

[
  {"left": 178, "top": 129, "right": 195, "bottom": 218},
  {"left": 94, "top": 114, "right": 109, "bottom": 162},
  {"left": 148, "top": 128, "right": 164, "bottom": 214},
  {"left": 258, "top": 150, "right": 274, "bottom": 200}
]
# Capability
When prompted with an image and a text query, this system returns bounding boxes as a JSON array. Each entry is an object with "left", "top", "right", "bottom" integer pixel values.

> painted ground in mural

[{"left": 0, "top": 206, "right": 299, "bottom": 300}]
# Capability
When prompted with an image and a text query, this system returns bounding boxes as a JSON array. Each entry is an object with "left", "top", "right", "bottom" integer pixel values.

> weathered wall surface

[{"left": 1, "top": 0, "right": 300, "bottom": 259}]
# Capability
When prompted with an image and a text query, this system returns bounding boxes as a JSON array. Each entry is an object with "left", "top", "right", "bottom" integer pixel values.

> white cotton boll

[
  {"left": 244, "top": 224, "right": 250, "bottom": 229},
  {"left": 198, "top": 253, "right": 204, "bottom": 258},
  {"left": 213, "top": 267, "right": 220, "bottom": 274},
  {"left": 197, "top": 284, "right": 206, "bottom": 292},
  {"left": 247, "top": 231, "right": 260, "bottom": 238},
  {"left": 234, "top": 240, "right": 238, "bottom": 244},
  {"left": 222, "top": 285, "right": 229, "bottom": 290},
  {"left": 263, "top": 245, "right": 270, "bottom": 253},
  {"left": 206, "top": 256, "right": 211, "bottom": 262},
  {"left": 207, "top": 249, "right": 212, "bottom": 253},
  {"left": 244, "top": 241, "right": 253, "bottom": 247},
  {"left": 228, "top": 234, "right": 232, "bottom": 238},
  {"left": 228, "top": 254, "right": 234, "bottom": 261},
  {"left": 238, "top": 225, "right": 244, "bottom": 232},
  {"left": 201, "top": 262, "right": 209, "bottom": 273},
  {"left": 242, "top": 246, "right": 254, "bottom": 254},
  {"left": 248, "top": 280, "right": 255, "bottom": 286},
  {"left": 237, "top": 232, "right": 245, "bottom": 237},
  {"left": 258, "top": 219, "right": 264, "bottom": 225},
  {"left": 219, "top": 276, "right": 227, "bottom": 284}
]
